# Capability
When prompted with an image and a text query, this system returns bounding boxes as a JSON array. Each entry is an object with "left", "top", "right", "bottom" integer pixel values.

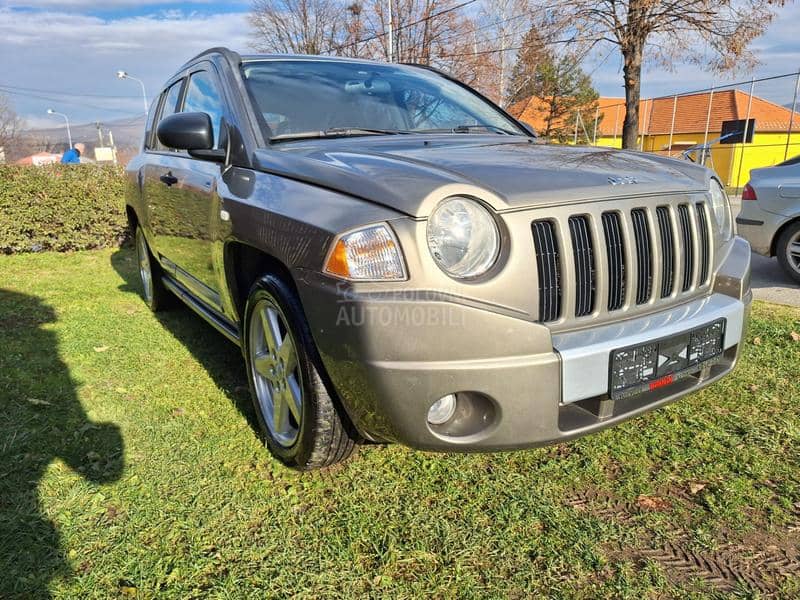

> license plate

[{"left": 609, "top": 319, "right": 726, "bottom": 400}]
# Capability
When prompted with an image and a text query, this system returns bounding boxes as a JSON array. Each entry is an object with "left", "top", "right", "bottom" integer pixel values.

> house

[
  {"left": 511, "top": 89, "right": 800, "bottom": 189},
  {"left": 14, "top": 151, "right": 61, "bottom": 166}
]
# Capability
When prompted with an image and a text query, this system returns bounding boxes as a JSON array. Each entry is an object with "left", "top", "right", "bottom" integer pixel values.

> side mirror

[{"left": 157, "top": 112, "right": 214, "bottom": 151}]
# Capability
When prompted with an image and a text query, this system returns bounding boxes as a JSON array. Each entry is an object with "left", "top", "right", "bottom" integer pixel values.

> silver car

[
  {"left": 126, "top": 49, "right": 751, "bottom": 469},
  {"left": 737, "top": 156, "right": 800, "bottom": 283}
]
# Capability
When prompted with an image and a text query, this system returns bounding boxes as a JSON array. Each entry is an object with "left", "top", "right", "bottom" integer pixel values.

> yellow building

[{"left": 510, "top": 91, "right": 800, "bottom": 189}]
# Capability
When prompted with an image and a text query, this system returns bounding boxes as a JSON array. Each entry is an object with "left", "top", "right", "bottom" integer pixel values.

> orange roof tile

[{"left": 509, "top": 89, "right": 800, "bottom": 137}]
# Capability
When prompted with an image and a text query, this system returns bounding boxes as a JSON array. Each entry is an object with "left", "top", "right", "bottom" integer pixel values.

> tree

[
  {"left": 476, "top": 0, "right": 530, "bottom": 107},
  {"left": 506, "top": 26, "right": 549, "bottom": 105},
  {"left": 249, "top": 0, "right": 347, "bottom": 54},
  {"left": 0, "top": 94, "right": 22, "bottom": 159},
  {"left": 534, "top": 0, "right": 791, "bottom": 149},
  {"left": 249, "top": 0, "right": 491, "bottom": 92},
  {"left": 508, "top": 31, "right": 600, "bottom": 143}
]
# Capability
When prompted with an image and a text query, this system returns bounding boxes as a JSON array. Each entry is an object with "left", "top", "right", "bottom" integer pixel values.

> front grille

[
  {"left": 532, "top": 220, "right": 561, "bottom": 322},
  {"left": 568, "top": 216, "right": 596, "bottom": 317},
  {"left": 678, "top": 204, "right": 695, "bottom": 291},
  {"left": 602, "top": 212, "right": 626, "bottom": 311},
  {"left": 631, "top": 209, "right": 653, "bottom": 304},
  {"left": 532, "top": 199, "right": 712, "bottom": 324}
]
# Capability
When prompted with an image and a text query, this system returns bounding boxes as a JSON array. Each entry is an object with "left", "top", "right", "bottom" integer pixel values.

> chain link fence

[{"left": 576, "top": 71, "right": 800, "bottom": 192}]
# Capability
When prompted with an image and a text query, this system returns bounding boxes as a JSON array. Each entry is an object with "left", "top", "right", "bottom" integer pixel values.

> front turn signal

[{"left": 323, "top": 224, "right": 407, "bottom": 281}]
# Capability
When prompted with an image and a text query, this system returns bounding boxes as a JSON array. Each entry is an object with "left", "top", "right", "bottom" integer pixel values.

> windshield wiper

[
  {"left": 451, "top": 124, "right": 522, "bottom": 136},
  {"left": 270, "top": 128, "right": 412, "bottom": 143},
  {"left": 416, "top": 124, "right": 522, "bottom": 136}
]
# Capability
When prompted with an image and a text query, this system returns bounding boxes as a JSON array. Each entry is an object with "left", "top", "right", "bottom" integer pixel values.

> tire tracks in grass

[{"left": 564, "top": 489, "right": 800, "bottom": 595}]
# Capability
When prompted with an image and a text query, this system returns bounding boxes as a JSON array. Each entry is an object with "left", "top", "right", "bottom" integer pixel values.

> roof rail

[{"left": 178, "top": 47, "right": 243, "bottom": 73}]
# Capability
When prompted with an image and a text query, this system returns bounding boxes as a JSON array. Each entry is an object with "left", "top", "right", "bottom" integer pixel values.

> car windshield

[
  {"left": 241, "top": 59, "right": 528, "bottom": 142},
  {"left": 778, "top": 154, "right": 800, "bottom": 167}
]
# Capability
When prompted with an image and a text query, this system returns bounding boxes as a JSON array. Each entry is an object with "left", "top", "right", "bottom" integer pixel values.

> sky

[{"left": 2, "top": 0, "right": 800, "bottom": 130}]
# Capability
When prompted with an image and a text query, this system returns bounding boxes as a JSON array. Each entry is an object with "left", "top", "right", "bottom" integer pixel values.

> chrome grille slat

[
  {"left": 532, "top": 220, "right": 561, "bottom": 322},
  {"left": 631, "top": 209, "right": 653, "bottom": 304},
  {"left": 568, "top": 216, "right": 596, "bottom": 317},
  {"left": 695, "top": 202, "right": 711, "bottom": 284},
  {"left": 602, "top": 212, "right": 626, "bottom": 311},
  {"left": 678, "top": 204, "right": 695, "bottom": 291},
  {"left": 656, "top": 206, "right": 675, "bottom": 298}
]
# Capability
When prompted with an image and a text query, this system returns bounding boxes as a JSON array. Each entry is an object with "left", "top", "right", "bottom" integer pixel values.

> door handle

[{"left": 160, "top": 172, "right": 178, "bottom": 187}]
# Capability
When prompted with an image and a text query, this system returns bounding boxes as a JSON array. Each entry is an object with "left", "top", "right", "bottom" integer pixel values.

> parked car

[
  {"left": 125, "top": 48, "right": 751, "bottom": 469},
  {"left": 737, "top": 156, "right": 800, "bottom": 283}
]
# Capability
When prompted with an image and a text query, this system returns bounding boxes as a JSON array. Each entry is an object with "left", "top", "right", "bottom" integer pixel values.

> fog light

[{"left": 427, "top": 394, "right": 457, "bottom": 425}]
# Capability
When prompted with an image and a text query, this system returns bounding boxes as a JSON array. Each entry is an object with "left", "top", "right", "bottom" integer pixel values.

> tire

[
  {"left": 776, "top": 221, "right": 800, "bottom": 284},
  {"left": 243, "top": 274, "right": 356, "bottom": 470},
  {"left": 135, "top": 226, "right": 172, "bottom": 312}
]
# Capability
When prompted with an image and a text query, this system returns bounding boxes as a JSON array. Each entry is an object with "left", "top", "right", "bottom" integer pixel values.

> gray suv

[{"left": 125, "top": 48, "right": 751, "bottom": 469}]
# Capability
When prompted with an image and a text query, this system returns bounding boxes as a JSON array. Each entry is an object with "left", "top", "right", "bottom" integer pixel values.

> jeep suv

[{"left": 125, "top": 47, "right": 752, "bottom": 469}]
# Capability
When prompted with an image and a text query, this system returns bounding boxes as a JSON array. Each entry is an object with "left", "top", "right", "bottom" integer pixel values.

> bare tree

[
  {"left": 0, "top": 95, "right": 22, "bottom": 159},
  {"left": 535, "top": 0, "right": 791, "bottom": 149},
  {"left": 475, "top": 0, "right": 529, "bottom": 107},
  {"left": 357, "top": 0, "right": 472, "bottom": 64},
  {"left": 249, "top": 0, "right": 347, "bottom": 54},
  {"left": 249, "top": 0, "right": 520, "bottom": 102}
]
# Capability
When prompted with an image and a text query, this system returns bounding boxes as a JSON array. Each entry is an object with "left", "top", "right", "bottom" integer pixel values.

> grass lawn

[{"left": 1, "top": 247, "right": 799, "bottom": 599}]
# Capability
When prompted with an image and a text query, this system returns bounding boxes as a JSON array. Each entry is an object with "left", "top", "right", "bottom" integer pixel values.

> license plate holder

[{"left": 609, "top": 319, "right": 726, "bottom": 400}]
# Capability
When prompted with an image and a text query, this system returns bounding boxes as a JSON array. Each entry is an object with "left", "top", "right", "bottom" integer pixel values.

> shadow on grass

[
  {"left": 109, "top": 248, "right": 258, "bottom": 432},
  {"left": 0, "top": 289, "right": 124, "bottom": 598}
]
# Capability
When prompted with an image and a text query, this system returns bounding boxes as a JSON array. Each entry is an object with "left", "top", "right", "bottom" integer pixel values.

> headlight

[
  {"left": 427, "top": 197, "right": 500, "bottom": 279},
  {"left": 709, "top": 179, "right": 733, "bottom": 240},
  {"left": 324, "top": 224, "right": 407, "bottom": 281}
]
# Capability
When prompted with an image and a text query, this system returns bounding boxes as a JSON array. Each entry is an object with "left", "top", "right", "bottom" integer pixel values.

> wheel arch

[
  {"left": 769, "top": 216, "right": 800, "bottom": 257},
  {"left": 224, "top": 241, "right": 299, "bottom": 324},
  {"left": 125, "top": 204, "right": 139, "bottom": 239}
]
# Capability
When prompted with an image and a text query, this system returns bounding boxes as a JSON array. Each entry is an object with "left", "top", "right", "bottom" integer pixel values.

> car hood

[{"left": 253, "top": 135, "right": 710, "bottom": 218}]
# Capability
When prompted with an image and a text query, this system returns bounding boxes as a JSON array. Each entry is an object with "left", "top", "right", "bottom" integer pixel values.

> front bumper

[{"left": 296, "top": 236, "right": 752, "bottom": 451}]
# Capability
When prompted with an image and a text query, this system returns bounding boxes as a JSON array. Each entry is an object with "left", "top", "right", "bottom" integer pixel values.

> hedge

[{"left": 0, "top": 164, "right": 128, "bottom": 254}]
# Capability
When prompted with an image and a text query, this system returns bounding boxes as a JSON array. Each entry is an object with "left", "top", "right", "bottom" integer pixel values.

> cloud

[
  {"left": 1, "top": 0, "right": 216, "bottom": 8},
  {"left": 1, "top": 7, "right": 251, "bottom": 124}
]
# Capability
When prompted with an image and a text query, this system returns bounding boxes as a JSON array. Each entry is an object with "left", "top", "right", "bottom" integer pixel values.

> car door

[
  {"left": 142, "top": 76, "right": 184, "bottom": 275},
  {"left": 145, "top": 65, "right": 227, "bottom": 311}
]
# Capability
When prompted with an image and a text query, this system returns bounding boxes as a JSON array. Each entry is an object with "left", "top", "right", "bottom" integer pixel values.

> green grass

[{"left": 1, "top": 248, "right": 799, "bottom": 599}]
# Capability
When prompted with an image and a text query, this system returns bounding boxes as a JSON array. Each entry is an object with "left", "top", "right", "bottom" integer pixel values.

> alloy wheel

[
  {"left": 786, "top": 230, "right": 800, "bottom": 276},
  {"left": 249, "top": 298, "right": 303, "bottom": 447}
]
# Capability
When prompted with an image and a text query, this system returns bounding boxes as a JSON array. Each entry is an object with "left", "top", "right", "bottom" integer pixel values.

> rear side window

[
  {"left": 182, "top": 70, "right": 224, "bottom": 148},
  {"left": 152, "top": 80, "right": 184, "bottom": 151}
]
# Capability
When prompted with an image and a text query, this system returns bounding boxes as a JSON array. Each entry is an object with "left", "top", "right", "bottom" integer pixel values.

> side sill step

[{"left": 162, "top": 275, "right": 241, "bottom": 346}]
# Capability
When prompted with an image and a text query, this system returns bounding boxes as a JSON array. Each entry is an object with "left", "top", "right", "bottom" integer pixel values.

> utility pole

[
  {"left": 109, "top": 130, "right": 117, "bottom": 165},
  {"left": 785, "top": 69, "right": 800, "bottom": 161},
  {"left": 387, "top": 0, "right": 394, "bottom": 62}
]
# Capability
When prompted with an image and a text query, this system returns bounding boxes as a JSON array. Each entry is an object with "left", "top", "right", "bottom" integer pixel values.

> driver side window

[
  {"left": 152, "top": 80, "right": 184, "bottom": 152},
  {"left": 182, "top": 70, "right": 225, "bottom": 148}
]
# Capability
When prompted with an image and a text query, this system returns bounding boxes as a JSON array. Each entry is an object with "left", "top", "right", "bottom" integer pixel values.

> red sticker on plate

[{"left": 649, "top": 374, "right": 675, "bottom": 391}]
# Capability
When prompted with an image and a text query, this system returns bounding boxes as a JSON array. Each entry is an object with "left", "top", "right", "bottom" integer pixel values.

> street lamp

[
  {"left": 47, "top": 108, "right": 72, "bottom": 149},
  {"left": 116, "top": 70, "right": 149, "bottom": 115}
]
